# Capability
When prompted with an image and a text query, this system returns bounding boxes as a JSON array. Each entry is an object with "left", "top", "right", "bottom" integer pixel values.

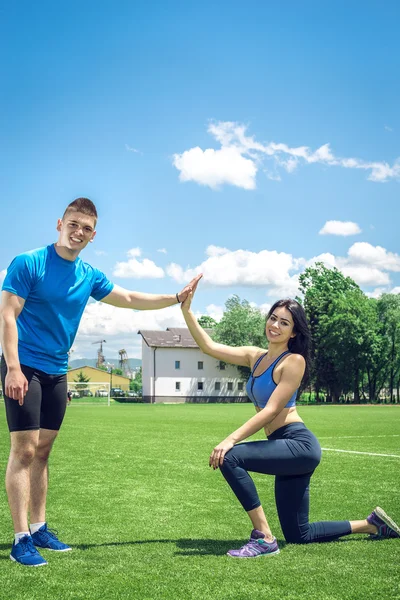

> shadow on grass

[
  {"left": 0, "top": 539, "right": 263, "bottom": 558},
  {"left": 70, "top": 538, "right": 289, "bottom": 556},
  {"left": 175, "top": 538, "right": 289, "bottom": 555},
  {"left": 0, "top": 535, "right": 386, "bottom": 560}
]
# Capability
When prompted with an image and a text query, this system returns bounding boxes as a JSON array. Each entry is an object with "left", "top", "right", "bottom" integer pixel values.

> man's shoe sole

[
  {"left": 375, "top": 507, "right": 400, "bottom": 536},
  {"left": 40, "top": 546, "right": 72, "bottom": 552},
  {"left": 10, "top": 555, "right": 47, "bottom": 566}
]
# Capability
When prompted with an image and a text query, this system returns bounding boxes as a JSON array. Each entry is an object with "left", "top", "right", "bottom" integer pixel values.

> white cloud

[
  {"left": 347, "top": 242, "right": 400, "bottom": 271},
  {"left": 365, "top": 287, "right": 386, "bottom": 299},
  {"left": 94, "top": 250, "right": 108, "bottom": 256},
  {"left": 157, "top": 248, "right": 167, "bottom": 254},
  {"left": 204, "top": 304, "right": 224, "bottom": 322},
  {"left": 365, "top": 285, "right": 400, "bottom": 299},
  {"left": 319, "top": 221, "right": 362, "bottom": 236},
  {"left": 173, "top": 145, "right": 257, "bottom": 190},
  {"left": 167, "top": 246, "right": 298, "bottom": 289},
  {"left": 113, "top": 258, "right": 164, "bottom": 279},
  {"left": 306, "top": 253, "right": 337, "bottom": 269},
  {"left": 127, "top": 247, "right": 142, "bottom": 258},
  {"left": 113, "top": 248, "right": 164, "bottom": 279},
  {"left": 75, "top": 300, "right": 228, "bottom": 359},
  {"left": 306, "top": 244, "right": 400, "bottom": 288},
  {"left": 206, "top": 245, "right": 230, "bottom": 257},
  {"left": 259, "top": 303, "right": 272, "bottom": 315},
  {"left": 0, "top": 269, "right": 6, "bottom": 285},
  {"left": 340, "top": 266, "right": 390, "bottom": 286},
  {"left": 268, "top": 276, "right": 301, "bottom": 299},
  {"left": 125, "top": 144, "right": 142, "bottom": 154},
  {"left": 166, "top": 239, "right": 400, "bottom": 294},
  {"left": 75, "top": 302, "right": 186, "bottom": 358},
  {"left": 385, "top": 125, "right": 393, "bottom": 132},
  {"left": 173, "top": 121, "right": 400, "bottom": 189},
  {"left": 73, "top": 239, "right": 400, "bottom": 359}
]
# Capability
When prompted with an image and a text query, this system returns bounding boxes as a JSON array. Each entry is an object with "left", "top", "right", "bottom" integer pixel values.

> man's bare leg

[
  {"left": 29, "top": 429, "right": 58, "bottom": 524},
  {"left": 6, "top": 430, "right": 39, "bottom": 533}
]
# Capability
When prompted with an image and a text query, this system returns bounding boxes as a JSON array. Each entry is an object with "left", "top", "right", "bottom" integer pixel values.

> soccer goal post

[{"left": 67, "top": 382, "right": 111, "bottom": 406}]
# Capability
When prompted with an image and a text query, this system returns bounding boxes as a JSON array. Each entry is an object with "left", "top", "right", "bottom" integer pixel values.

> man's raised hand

[{"left": 177, "top": 274, "right": 202, "bottom": 304}]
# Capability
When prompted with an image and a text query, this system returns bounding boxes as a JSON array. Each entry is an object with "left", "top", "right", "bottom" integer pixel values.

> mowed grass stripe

[{"left": 0, "top": 405, "right": 398, "bottom": 600}]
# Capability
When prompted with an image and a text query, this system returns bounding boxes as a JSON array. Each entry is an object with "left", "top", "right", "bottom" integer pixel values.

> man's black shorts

[{"left": 1, "top": 356, "right": 67, "bottom": 432}]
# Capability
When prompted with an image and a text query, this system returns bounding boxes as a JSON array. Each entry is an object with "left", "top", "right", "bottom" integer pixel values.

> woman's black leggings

[{"left": 220, "top": 423, "right": 352, "bottom": 544}]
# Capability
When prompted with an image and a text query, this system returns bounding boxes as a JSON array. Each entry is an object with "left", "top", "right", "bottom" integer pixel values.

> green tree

[
  {"left": 362, "top": 298, "right": 387, "bottom": 402},
  {"left": 299, "top": 263, "right": 376, "bottom": 403},
  {"left": 213, "top": 295, "right": 267, "bottom": 378},
  {"left": 197, "top": 315, "right": 217, "bottom": 329},
  {"left": 130, "top": 367, "right": 142, "bottom": 394},
  {"left": 98, "top": 364, "right": 123, "bottom": 375},
  {"left": 376, "top": 294, "right": 400, "bottom": 403},
  {"left": 73, "top": 371, "right": 91, "bottom": 397}
]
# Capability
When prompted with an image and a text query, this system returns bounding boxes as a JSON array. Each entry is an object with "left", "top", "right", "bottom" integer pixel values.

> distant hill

[{"left": 69, "top": 357, "right": 141, "bottom": 370}]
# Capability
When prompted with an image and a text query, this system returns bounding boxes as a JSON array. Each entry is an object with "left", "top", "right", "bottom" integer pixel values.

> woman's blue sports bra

[{"left": 246, "top": 351, "right": 297, "bottom": 409}]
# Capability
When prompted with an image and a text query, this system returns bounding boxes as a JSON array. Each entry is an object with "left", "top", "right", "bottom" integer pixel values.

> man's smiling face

[{"left": 56, "top": 211, "right": 97, "bottom": 258}]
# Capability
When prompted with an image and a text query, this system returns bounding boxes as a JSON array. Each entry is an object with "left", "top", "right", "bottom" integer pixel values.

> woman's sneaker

[
  {"left": 227, "top": 529, "right": 280, "bottom": 558},
  {"left": 10, "top": 535, "right": 47, "bottom": 566},
  {"left": 31, "top": 523, "right": 71, "bottom": 551},
  {"left": 367, "top": 507, "right": 400, "bottom": 539}
]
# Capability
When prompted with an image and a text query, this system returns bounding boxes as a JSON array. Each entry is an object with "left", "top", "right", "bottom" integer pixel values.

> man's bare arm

[
  {"left": 100, "top": 275, "right": 202, "bottom": 310},
  {"left": 0, "top": 291, "right": 28, "bottom": 404}
]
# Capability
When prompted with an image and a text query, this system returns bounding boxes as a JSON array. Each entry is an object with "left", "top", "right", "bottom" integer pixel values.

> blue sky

[{"left": 1, "top": 1, "right": 400, "bottom": 359}]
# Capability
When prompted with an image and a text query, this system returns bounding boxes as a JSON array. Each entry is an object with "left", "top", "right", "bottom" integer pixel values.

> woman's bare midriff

[{"left": 255, "top": 406, "right": 304, "bottom": 436}]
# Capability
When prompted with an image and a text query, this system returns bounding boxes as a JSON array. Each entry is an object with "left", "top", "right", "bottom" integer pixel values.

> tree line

[{"left": 199, "top": 263, "right": 400, "bottom": 404}]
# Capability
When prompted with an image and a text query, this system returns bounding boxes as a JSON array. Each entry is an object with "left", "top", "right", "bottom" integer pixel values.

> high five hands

[{"left": 179, "top": 274, "right": 202, "bottom": 310}]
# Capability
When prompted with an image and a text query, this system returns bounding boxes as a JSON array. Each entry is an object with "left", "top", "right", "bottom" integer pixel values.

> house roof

[{"left": 138, "top": 327, "right": 211, "bottom": 348}]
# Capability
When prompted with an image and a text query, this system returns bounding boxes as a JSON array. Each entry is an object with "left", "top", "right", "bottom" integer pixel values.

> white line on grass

[
  {"left": 319, "top": 434, "right": 399, "bottom": 439},
  {"left": 322, "top": 448, "right": 400, "bottom": 458}
]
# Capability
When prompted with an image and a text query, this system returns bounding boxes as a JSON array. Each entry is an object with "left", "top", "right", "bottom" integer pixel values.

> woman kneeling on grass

[{"left": 181, "top": 284, "right": 400, "bottom": 558}]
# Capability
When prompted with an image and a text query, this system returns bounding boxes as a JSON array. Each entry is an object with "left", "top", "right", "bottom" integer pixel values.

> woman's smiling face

[{"left": 265, "top": 306, "right": 296, "bottom": 345}]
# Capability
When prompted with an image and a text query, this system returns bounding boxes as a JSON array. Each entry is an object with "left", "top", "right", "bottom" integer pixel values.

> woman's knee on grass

[{"left": 281, "top": 523, "right": 312, "bottom": 544}]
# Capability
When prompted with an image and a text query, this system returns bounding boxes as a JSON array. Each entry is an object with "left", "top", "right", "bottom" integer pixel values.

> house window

[
  {"left": 198, "top": 361, "right": 204, "bottom": 370},
  {"left": 215, "top": 382, "right": 221, "bottom": 391},
  {"left": 175, "top": 360, "right": 180, "bottom": 369},
  {"left": 238, "top": 381, "right": 244, "bottom": 391},
  {"left": 227, "top": 382, "right": 233, "bottom": 391},
  {"left": 219, "top": 361, "right": 226, "bottom": 370},
  {"left": 175, "top": 382, "right": 181, "bottom": 391},
  {"left": 197, "top": 382, "right": 203, "bottom": 391}
]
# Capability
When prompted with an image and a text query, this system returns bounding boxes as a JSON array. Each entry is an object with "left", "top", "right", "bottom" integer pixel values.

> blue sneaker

[
  {"left": 31, "top": 524, "right": 71, "bottom": 552},
  {"left": 10, "top": 535, "right": 47, "bottom": 566}
]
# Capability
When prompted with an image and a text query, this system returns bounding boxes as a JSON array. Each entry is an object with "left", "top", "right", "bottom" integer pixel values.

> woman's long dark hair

[{"left": 266, "top": 298, "right": 311, "bottom": 387}]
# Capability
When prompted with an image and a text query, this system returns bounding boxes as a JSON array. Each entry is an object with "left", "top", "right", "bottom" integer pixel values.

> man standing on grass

[{"left": 0, "top": 197, "right": 200, "bottom": 567}]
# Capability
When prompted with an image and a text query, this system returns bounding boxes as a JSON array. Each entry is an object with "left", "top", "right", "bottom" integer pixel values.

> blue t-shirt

[{"left": 2, "top": 244, "right": 114, "bottom": 374}]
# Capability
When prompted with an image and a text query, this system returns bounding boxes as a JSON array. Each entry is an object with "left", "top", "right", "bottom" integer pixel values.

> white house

[{"left": 138, "top": 327, "right": 249, "bottom": 403}]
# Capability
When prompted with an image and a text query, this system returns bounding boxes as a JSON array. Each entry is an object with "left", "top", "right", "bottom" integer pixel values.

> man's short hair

[{"left": 62, "top": 198, "right": 98, "bottom": 224}]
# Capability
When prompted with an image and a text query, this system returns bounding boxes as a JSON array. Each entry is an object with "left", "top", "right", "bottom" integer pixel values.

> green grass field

[{"left": 0, "top": 404, "right": 399, "bottom": 600}]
